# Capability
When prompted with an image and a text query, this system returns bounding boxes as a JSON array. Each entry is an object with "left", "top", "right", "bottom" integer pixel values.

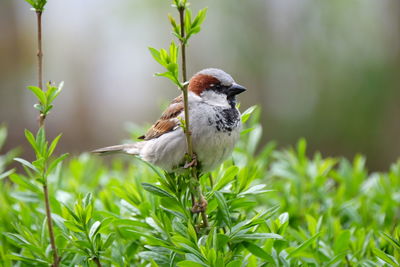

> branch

[
  {"left": 178, "top": 5, "right": 209, "bottom": 228},
  {"left": 36, "top": 9, "right": 59, "bottom": 266},
  {"left": 36, "top": 11, "right": 45, "bottom": 127}
]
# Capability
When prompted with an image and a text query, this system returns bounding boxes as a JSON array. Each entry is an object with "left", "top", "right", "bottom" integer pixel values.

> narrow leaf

[{"left": 142, "top": 183, "right": 174, "bottom": 198}]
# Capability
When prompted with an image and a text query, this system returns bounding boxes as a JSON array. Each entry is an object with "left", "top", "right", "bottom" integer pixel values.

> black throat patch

[{"left": 211, "top": 107, "right": 240, "bottom": 133}]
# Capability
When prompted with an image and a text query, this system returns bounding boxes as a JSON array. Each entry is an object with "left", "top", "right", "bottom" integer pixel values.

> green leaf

[
  {"left": 48, "top": 134, "right": 62, "bottom": 157},
  {"left": 32, "top": 158, "right": 45, "bottom": 171},
  {"left": 46, "top": 81, "right": 63, "bottom": 104},
  {"left": 177, "top": 261, "right": 205, "bottom": 267},
  {"left": 24, "top": 0, "right": 36, "bottom": 7},
  {"left": 333, "top": 230, "right": 351, "bottom": 254},
  {"left": 142, "top": 183, "right": 175, "bottom": 198},
  {"left": 33, "top": 103, "right": 44, "bottom": 112},
  {"left": 0, "top": 169, "right": 15, "bottom": 180},
  {"left": 9, "top": 173, "right": 41, "bottom": 193},
  {"left": 215, "top": 191, "right": 232, "bottom": 228},
  {"left": 7, "top": 253, "right": 49, "bottom": 264},
  {"left": 24, "top": 0, "right": 47, "bottom": 11},
  {"left": 241, "top": 105, "right": 257, "bottom": 124},
  {"left": 213, "top": 166, "right": 239, "bottom": 191},
  {"left": 83, "top": 192, "right": 93, "bottom": 208},
  {"left": 47, "top": 153, "right": 69, "bottom": 174},
  {"left": 64, "top": 204, "right": 80, "bottom": 222},
  {"left": 64, "top": 221, "right": 84, "bottom": 232},
  {"left": 326, "top": 252, "right": 348, "bottom": 266},
  {"left": 231, "top": 233, "right": 282, "bottom": 242},
  {"left": 238, "top": 184, "right": 272, "bottom": 196},
  {"left": 27, "top": 86, "right": 46, "bottom": 105},
  {"left": 244, "top": 242, "right": 274, "bottom": 262},
  {"left": 155, "top": 72, "right": 181, "bottom": 88},
  {"left": 102, "top": 233, "right": 115, "bottom": 250},
  {"left": 226, "top": 260, "right": 242, "bottom": 267},
  {"left": 287, "top": 232, "right": 321, "bottom": 258},
  {"left": 24, "top": 129, "right": 37, "bottom": 152},
  {"left": 149, "top": 47, "right": 164, "bottom": 66},
  {"left": 36, "top": 127, "right": 46, "bottom": 156},
  {"left": 89, "top": 221, "right": 101, "bottom": 239},
  {"left": 184, "top": 9, "right": 192, "bottom": 36},
  {"left": 14, "top": 158, "right": 39, "bottom": 173},
  {"left": 169, "top": 42, "right": 178, "bottom": 64},
  {"left": 191, "top": 8, "right": 207, "bottom": 29},
  {"left": 381, "top": 232, "right": 400, "bottom": 251},
  {"left": 373, "top": 248, "right": 399, "bottom": 266}
]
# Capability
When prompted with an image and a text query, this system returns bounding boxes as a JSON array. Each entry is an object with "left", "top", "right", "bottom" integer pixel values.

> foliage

[
  {"left": 24, "top": 0, "right": 47, "bottom": 12},
  {"left": 1, "top": 107, "right": 400, "bottom": 266},
  {"left": 149, "top": 1, "right": 207, "bottom": 88},
  {"left": 27, "top": 82, "right": 64, "bottom": 118}
]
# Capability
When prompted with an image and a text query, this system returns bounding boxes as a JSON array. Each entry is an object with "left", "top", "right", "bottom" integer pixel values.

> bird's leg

[
  {"left": 191, "top": 193, "right": 195, "bottom": 207},
  {"left": 191, "top": 195, "right": 208, "bottom": 213},
  {"left": 184, "top": 152, "right": 198, "bottom": 169}
]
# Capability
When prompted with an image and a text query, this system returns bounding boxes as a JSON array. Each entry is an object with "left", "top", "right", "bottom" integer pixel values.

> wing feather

[{"left": 138, "top": 95, "right": 184, "bottom": 140}]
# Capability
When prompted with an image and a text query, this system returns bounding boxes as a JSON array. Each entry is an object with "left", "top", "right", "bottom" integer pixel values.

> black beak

[{"left": 227, "top": 83, "right": 247, "bottom": 97}]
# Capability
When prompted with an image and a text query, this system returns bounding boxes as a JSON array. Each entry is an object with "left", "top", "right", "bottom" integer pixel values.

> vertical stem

[
  {"left": 36, "top": 10, "right": 58, "bottom": 266},
  {"left": 36, "top": 11, "right": 43, "bottom": 91},
  {"left": 84, "top": 224, "right": 102, "bottom": 267},
  {"left": 36, "top": 11, "right": 46, "bottom": 127},
  {"left": 93, "top": 258, "right": 102, "bottom": 267},
  {"left": 178, "top": 5, "right": 209, "bottom": 228},
  {"left": 178, "top": 7, "right": 193, "bottom": 157},
  {"left": 43, "top": 184, "right": 59, "bottom": 266}
]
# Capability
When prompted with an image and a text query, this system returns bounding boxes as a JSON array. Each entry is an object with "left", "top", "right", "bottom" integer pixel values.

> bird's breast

[{"left": 189, "top": 103, "right": 241, "bottom": 171}]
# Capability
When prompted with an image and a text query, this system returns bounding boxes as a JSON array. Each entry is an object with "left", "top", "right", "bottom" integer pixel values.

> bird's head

[{"left": 188, "top": 68, "right": 246, "bottom": 107}]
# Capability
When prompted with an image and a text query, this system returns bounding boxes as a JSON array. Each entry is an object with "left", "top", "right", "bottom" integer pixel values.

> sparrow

[{"left": 93, "top": 68, "right": 246, "bottom": 173}]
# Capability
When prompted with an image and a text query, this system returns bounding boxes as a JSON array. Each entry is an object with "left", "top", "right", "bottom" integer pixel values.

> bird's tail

[{"left": 92, "top": 143, "right": 144, "bottom": 155}]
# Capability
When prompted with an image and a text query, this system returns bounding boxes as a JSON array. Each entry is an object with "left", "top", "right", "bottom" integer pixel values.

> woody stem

[
  {"left": 36, "top": 10, "right": 59, "bottom": 266},
  {"left": 178, "top": 5, "right": 208, "bottom": 228},
  {"left": 36, "top": 10, "right": 45, "bottom": 127}
]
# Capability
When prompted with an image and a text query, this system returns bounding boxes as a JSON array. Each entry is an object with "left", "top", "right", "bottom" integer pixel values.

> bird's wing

[{"left": 138, "top": 95, "right": 184, "bottom": 140}]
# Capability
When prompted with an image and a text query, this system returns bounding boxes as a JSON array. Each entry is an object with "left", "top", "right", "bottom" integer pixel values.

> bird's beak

[{"left": 227, "top": 83, "right": 247, "bottom": 96}]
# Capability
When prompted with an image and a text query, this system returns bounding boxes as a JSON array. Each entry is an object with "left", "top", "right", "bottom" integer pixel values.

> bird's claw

[
  {"left": 184, "top": 153, "right": 198, "bottom": 169},
  {"left": 191, "top": 198, "right": 207, "bottom": 213}
]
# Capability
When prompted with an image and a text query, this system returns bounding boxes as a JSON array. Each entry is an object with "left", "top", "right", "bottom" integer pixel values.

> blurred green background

[{"left": 0, "top": 0, "right": 399, "bottom": 171}]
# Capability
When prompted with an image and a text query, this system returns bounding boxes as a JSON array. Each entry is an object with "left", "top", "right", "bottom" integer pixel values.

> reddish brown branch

[
  {"left": 36, "top": 10, "right": 59, "bottom": 266},
  {"left": 178, "top": 6, "right": 209, "bottom": 228},
  {"left": 36, "top": 11, "right": 45, "bottom": 127}
]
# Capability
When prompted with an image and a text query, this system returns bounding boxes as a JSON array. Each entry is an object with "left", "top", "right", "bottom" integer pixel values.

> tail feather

[{"left": 92, "top": 143, "right": 142, "bottom": 155}]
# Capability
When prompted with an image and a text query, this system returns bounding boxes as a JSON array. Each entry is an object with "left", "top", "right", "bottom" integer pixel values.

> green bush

[
  {"left": 1, "top": 108, "right": 400, "bottom": 266},
  {"left": 2, "top": 0, "right": 399, "bottom": 266}
]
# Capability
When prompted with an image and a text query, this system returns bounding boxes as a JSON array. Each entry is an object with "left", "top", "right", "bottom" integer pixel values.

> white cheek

[{"left": 200, "top": 91, "right": 230, "bottom": 107}]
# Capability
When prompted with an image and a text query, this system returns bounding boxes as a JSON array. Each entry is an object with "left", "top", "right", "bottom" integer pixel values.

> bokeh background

[{"left": 0, "top": 0, "right": 399, "bottom": 171}]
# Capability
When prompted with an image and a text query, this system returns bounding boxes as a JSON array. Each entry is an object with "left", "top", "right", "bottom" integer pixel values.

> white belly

[{"left": 191, "top": 104, "right": 241, "bottom": 171}]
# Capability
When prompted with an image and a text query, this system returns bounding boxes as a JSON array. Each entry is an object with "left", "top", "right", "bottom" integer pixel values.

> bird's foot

[
  {"left": 191, "top": 197, "right": 207, "bottom": 213},
  {"left": 184, "top": 153, "right": 198, "bottom": 169}
]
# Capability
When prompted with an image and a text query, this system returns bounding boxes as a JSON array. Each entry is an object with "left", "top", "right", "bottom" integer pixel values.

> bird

[{"left": 93, "top": 68, "right": 246, "bottom": 173}]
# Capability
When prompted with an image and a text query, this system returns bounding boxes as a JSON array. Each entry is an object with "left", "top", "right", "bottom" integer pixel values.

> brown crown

[{"left": 188, "top": 74, "right": 220, "bottom": 95}]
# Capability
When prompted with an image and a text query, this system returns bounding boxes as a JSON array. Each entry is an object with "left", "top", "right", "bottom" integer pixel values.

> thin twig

[
  {"left": 178, "top": 5, "right": 209, "bottom": 228},
  {"left": 43, "top": 184, "right": 59, "bottom": 267},
  {"left": 36, "top": 10, "right": 59, "bottom": 266},
  {"left": 36, "top": 11, "right": 45, "bottom": 127},
  {"left": 178, "top": 7, "right": 193, "bottom": 158},
  {"left": 93, "top": 257, "right": 102, "bottom": 267}
]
